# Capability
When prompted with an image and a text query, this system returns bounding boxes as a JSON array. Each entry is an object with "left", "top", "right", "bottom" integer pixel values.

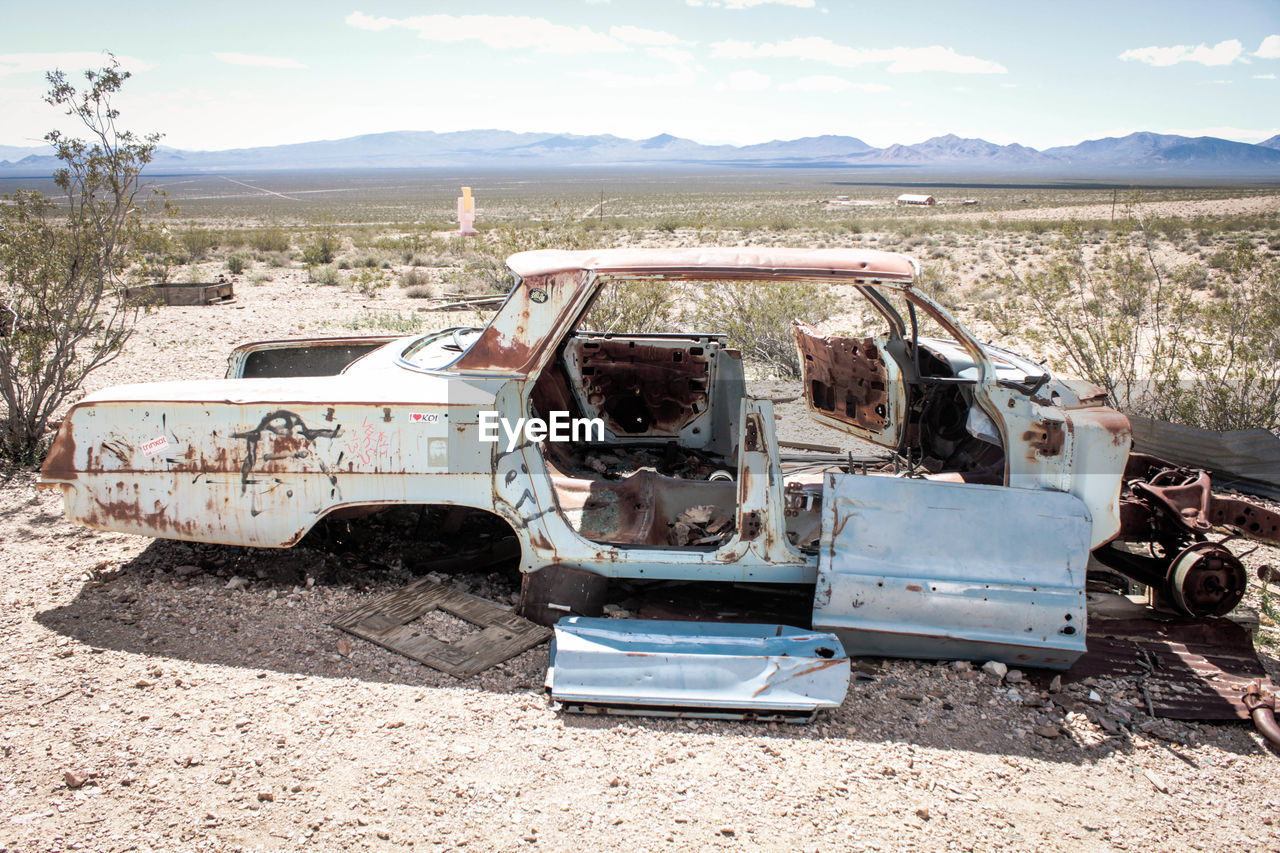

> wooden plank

[{"left": 330, "top": 578, "right": 551, "bottom": 679}]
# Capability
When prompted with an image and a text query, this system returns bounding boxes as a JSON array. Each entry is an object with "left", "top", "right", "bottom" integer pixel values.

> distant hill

[
  {"left": 1044, "top": 132, "right": 1280, "bottom": 172},
  {"left": 1, "top": 129, "right": 1278, "bottom": 178}
]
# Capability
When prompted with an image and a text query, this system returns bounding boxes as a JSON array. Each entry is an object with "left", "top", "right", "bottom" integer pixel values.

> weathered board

[
  {"left": 331, "top": 579, "right": 551, "bottom": 678},
  {"left": 125, "top": 282, "right": 235, "bottom": 306}
]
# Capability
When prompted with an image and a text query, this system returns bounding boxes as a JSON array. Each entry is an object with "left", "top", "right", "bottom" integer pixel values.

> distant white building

[{"left": 896, "top": 193, "right": 936, "bottom": 206}]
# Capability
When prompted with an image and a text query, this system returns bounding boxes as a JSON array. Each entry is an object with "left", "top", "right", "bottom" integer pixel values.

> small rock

[
  {"left": 982, "top": 661, "right": 1008, "bottom": 680},
  {"left": 63, "top": 770, "right": 89, "bottom": 789},
  {"left": 225, "top": 576, "right": 247, "bottom": 590},
  {"left": 951, "top": 661, "right": 972, "bottom": 672},
  {"left": 915, "top": 807, "right": 931, "bottom": 821},
  {"left": 1033, "top": 725, "right": 1060, "bottom": 739},
  {"left": 337, "top": 637, "right": 353, "bottom": 657},
  {"left": 1049, "top": 675, "right": 1062, "bottom": 693},
  {"left": 257, "top": 791, "right": 274, "bottom": 802},
  {"left": 1141, "top": 769, "right": 1170, "bottom": 793},
  {"left": 1004, "top": 669, "right": 1025, "bottom": 684},
  {"left": 1088, "top": 690, "right": 1102, "bottom": 702},
  {"left": 720, "top": 828, "right": 736, "bottom": 837},
  {"left": 174, "top": 564, "right": 201, "bottom": 577},
  {"left": 376, "top": 830, "right": 390, "bottom": 840}
]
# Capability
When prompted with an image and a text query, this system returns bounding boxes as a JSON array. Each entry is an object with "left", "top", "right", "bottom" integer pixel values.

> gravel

[{"left": 3, "top": 270, "right": 1280, "bottom": 852}]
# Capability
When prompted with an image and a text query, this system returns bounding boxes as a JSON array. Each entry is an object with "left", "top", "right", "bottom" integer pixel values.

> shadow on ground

[{"left": 34, "top": 512, "right": 1272, "bottom": 765}]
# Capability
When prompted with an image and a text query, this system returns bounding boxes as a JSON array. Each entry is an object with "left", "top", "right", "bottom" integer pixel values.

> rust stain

[
  {"left": 1023, "top": 420, "right": 1065, "bottom": 457},
  {"left": 85, "top": 497, "right": 200, "bottom": 539},
  {"left": 41, "top": 418, "right": 79, "bottom": 481},
  {"left": 787, "top": 658, "right": 848, "bottom": 679},
  {"left": 562, "top": 335, "right": 712, "bottom": 436},
  {"left": 793, "top": 321, "right": 889, "bottom": 432}
]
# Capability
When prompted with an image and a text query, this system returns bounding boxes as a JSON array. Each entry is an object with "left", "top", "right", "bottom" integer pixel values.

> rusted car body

[{"left": 39, "top": 248, "right": 1275, "bottom": 669}]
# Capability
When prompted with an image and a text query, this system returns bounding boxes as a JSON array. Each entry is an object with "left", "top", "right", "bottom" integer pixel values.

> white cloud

[
  {"left": 710, "top": 37, "right": 1006, "bottom": 73},
  {"left": 723, "top": 0, "right": 815, "bottom": 7},
  {"left": 1000, "top": 82, "right": 1017, "bottom": 88},
  {"left": 1258, "top": 35, "right": 1280, "bottom": 58},
  {"left": 609, "top": 25, "right": 689, "bottom": 47},
  {"left": 648, "top": 46, "right": 697, "bottom": 66},
  {"left": 0, "top": 52, "right": 153, "bottom": 78},
  {"left": 1119, "top": 39, "right": 1242, "bottom": 67},
  {"left": 346, "top": 11, "right": 627, "bottom": 54},
  {"left": 1255, "top": 73, "right": 1277, "bottom": 80},
  {"left": 781, "top": 75, "right": 889, "bottom": 93},
  {"left": 1166, "top": 125, "right": 1278, "bottom": 142},
  {"left": 213, "top": 53, "right": 307, "bottom": 70},
  {"left": 571, "top": 65, "right": 697, "bottom": 89},
  {"left": 687, "top": 0, "right": 814, "bottom": 6},
  {"left": 721, "top": 69, "right": 772, "bottom": 90}
]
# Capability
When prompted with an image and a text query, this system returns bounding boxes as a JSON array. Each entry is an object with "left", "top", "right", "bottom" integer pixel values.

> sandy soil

[{"left": 3, "top": 271, "right": 1280, "bottom": 852}]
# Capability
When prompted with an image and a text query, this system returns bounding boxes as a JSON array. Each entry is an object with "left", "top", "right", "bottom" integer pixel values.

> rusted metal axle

[
  {"left": 1243, "top": 683, "right": 1280, "bottom": 752},
  {"left": 1096, "top": 453, "right": 1280, "bottom": 617}
]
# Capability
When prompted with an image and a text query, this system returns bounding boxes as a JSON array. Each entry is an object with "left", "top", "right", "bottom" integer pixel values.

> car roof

[{"left": 505, "top": 247, "right": 918, "bottom": 282}]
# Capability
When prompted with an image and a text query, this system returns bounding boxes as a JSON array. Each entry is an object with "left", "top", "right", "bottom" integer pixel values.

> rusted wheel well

[{"left": 298, "top": 502, "right": 525, "bottom": 573}]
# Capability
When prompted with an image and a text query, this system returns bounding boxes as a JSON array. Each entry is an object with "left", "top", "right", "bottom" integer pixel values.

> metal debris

[
  {"left": 1066, "top": 594, "right": 1269, "bottom": 721},
  {"left": 546, "top": 617, "right": 850, "bottom": 723},
  {"left": 813, "top": 473, "right": 1091, "bottom": 669},
  {"left": 331, "top": 578, "right": 550, "bottom": 679}
]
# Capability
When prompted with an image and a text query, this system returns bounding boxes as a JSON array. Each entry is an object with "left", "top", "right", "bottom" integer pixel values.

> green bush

[
  {"left": 579, "top": 280, "right": 673, "bottom": 333},
  {"left": 181, "top": 227, "right": 216, "bottom": 260},
  {"left": 226, "top": 253, "right": 249, "bottom": 275},
  {"left": 310, "top": 265, "right": 341, "bottom": 286},
  {"left": 249, "top": 225, "right": 291, "bottom": 253},
  {"left": 399, "top": 267, "right": 429, "bottom": 288},
  {"left": 1003, "top": 225, "right": 1280, "bottom": 431},
  {"left": 689, "top": 280, "right": 839, "bottom": 379},
  {"left": 301, "top": 225, "right": 340, "bottom": 266}
]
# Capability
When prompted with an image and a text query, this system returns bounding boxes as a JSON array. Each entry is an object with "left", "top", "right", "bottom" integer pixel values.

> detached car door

[{"left": 792, "top": 321, "right": 906, "bottom": 449}]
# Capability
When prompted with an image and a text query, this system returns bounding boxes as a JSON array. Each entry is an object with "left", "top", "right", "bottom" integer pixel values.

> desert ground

[{"left": 2, "top": 173, "right": 1280, "bottom": 852}]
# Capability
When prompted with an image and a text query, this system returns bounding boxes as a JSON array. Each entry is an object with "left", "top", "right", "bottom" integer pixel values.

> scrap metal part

[
  {"left": 1242, "top": 683, "right": 1280, "bottom": 751},
  {"left": 1097, "top": 452, "right": 1279, "bottom": 617},
  {"left": 1067, "top": 594, "right": 1270, "bottom": 722},
  {"left": 813, "top": 472, "right": 1091, "bottom": 669},
  {"left": 546, "top": 617, "right": 850, "bottom": 723},
  {"left": 331, "top": 578, "right": 550, "bottom": 679}
]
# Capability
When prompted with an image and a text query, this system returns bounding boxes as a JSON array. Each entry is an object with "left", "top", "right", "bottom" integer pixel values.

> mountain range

[{"left": 2, "top": 130, "right": 1278, "bottom": 178}]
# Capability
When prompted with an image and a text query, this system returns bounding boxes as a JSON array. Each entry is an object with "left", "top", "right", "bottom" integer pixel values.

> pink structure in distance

[{"left": 457, "top": 186, "right": 477, "bottom": 236}]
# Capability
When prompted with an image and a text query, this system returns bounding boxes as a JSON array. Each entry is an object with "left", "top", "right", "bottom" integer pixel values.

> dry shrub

[{"left": 689, "top": 280, "right": 838, "bottom": 379}]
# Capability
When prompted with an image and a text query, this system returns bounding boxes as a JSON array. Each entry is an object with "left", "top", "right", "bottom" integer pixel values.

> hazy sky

[{"left": 2, "top": 0, "right": 1277, "bottom": 151}]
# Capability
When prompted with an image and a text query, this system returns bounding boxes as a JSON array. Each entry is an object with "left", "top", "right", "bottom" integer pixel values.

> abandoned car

[{"left": 39, "top": 248, "right": 1279, "bottom": 672}]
